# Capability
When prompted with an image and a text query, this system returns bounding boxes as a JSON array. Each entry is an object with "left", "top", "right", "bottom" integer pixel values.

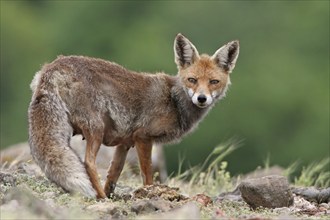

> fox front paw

[{"left": 105, "top": 181, "right": 116, "bottom": 198}]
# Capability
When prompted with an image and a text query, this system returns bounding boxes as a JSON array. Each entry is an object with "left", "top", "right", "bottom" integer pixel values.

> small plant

[
  {"left": 173, "top": 139, "right": 240, "bottom": 195},
  {"left": 294, "top": 158, "right": 330, "bottom": 188},
  {"left": 283, "top": 160, "right": 300, "bottom": 180}
]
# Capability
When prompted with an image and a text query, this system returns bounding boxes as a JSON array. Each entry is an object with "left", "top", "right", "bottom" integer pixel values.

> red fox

[{"left": 28, "top": 34, "right": 239, "bottom": 198}]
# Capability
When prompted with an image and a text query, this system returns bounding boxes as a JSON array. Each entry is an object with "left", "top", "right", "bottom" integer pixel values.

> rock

[
  {"left": 274, "top": 195, "right": 330, "bottom": 217},
  {"left": 318, "top": 188, "right": 330, "bottom": 203},
  {"left": 85, "top": 202, "right": 118, "bottom": 214},
  {"left": 239, "top": 175, "right": 293, "bottom": 209},
  {"left": 291, "top": 187, "right": 330, "bottom": 203},
  {"left": 131, "top": 200, "right": 158, "bottom": 214},
  {"left": 319, "top": 203, "right": 330, "bottom": 215},
  {"left": 0, "top": 142, "right": 31, "bottom": 165},
  {"left": 0, "top": 199, "right": 20, "bottom": 211},
  {"left": 1, "top": 187, "right": 94, "bottom": 219},
  {"left": 1, "top": 188, "right": 56, "bottom": 219},
  {"left": 293, "top": 195, "right": 317, "bottom": 210},
  {"left": 191, "top": 193, "right": 212, "bottom": 206},
  {"left": 0, "top": 171, "right": 16, "bottom": 187},
  {"left": 131, "top": 198, "right": 173, "bottom": 215},
  {"left": 17, "top": 162, "right": 43, "bottom": 177},
  {"left": 291, "top": 187, "right": 319, "bottom": 203},
  {"left": 110, "top": 184, "right": 133, "bottom": 202},
  {"left": 109, "top": 207, "right": 127, "bottom": 219},
  {"left": 217, "top": 187, "right": 243, "bottom": 202},
  {"left": 276, "top": 214, "right": 300, "bottom": 220},
  {"left": 319, "top": 202, "right": 329, "bottom": 210},
  {"left": 137, "top": 202, "right": 200, "bottom": 219},
  {"left": 85, "top": 201, "right": 126, "bottom": 218}
]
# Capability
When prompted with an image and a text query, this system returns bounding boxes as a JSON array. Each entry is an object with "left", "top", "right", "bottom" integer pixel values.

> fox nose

[{"left": 197, "top": 95, "right": 207, "bottom": 104}]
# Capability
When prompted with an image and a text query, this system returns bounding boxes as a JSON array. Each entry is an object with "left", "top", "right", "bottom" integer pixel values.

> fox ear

[
  {"left": 174, "top": 33, "right": 200, "bottom": 69},
  {"left": 212, "top": 40, "right": 239, "bottom": 73}
]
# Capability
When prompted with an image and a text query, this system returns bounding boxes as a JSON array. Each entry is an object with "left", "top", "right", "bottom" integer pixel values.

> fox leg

[
  {"left": 84, "top": 131, "right": 106, "bottom": 199},
  {"left": 104, "top": 144, "right": 130, "bottom": 197},
  {"left": 134, "top": 129, "right": 153, "bottom": 185},
  {"left": 136, "top": 140, "right": 153, "bottom": 185}
]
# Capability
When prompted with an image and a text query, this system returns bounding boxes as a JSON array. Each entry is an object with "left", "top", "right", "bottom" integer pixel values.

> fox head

[{"left": 174, "top": 33, "right": 239, "bottom": 108}]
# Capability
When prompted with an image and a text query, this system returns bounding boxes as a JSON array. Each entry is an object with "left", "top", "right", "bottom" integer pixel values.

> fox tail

[{"left": 28, "top": 73, "right": 96, "bottom": 197}]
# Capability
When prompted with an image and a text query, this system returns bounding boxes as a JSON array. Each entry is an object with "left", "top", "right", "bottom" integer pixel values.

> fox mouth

[{"left": 195, "top": 103, "right": 209, "bottom": 108}]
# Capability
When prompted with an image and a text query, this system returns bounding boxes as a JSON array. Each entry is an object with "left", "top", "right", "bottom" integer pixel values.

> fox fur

[{"left": 28, "top": 33, "right": 239, "bottom": 198}]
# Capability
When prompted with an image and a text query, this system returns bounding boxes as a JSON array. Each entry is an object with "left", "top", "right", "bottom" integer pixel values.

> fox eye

[
  {"left": 188, "top": 77, "right": 197, "bottom": 84},
  {"left": 210, "top": 79, "right": 220, "bottom": 85}
]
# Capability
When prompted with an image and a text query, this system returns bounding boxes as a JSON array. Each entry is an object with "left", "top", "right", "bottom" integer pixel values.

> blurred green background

[{"left": 1, "top": 1, "right": 329, "bottom": 175}]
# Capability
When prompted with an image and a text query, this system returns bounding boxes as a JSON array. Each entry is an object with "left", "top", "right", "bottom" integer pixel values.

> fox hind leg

[{"left": 83, "top": 130, "right": 107, "bottom": 199}]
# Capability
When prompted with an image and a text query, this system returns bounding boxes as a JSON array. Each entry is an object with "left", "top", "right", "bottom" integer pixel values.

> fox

[{"left": 28, "top": 33, "right": 239, "bottom": 199}]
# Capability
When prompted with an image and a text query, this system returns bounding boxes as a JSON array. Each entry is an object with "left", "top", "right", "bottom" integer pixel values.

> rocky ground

[{"left": 0, "top": 142, "right": 329, "bottom": 219}]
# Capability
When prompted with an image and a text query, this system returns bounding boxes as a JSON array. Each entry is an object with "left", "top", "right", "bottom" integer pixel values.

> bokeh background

[{"left": 1, "top": 1, "right": 329, "bottom": 175}]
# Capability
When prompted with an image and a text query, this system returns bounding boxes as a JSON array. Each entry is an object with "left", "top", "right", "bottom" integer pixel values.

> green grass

[
  {"left": 293, "top": 158, "right": 330, "bottom": 188},
  {"left": 170, "top": 139, "right": 241, "bottom": 196},
  {"left": 172, "top": 140, "right": 329, "bottom": 198},
  {"left": 283, "top": 158, "right": 330, "bottom": 188}
]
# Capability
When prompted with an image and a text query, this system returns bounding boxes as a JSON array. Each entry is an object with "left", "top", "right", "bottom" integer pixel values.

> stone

[
  {"left": 318, "top": 188, "right": 330, "bottom": 203},
  {"left": 1, "top": 187, "right": 94, "bottom": 219},
  {"left": 137, "top": 202, "right": 200, "bottom": 220},
  {"left": 1, "top": 187, "right": 56, "bottom": 219},
  {"left": 191, "top": 193, "right": 212, "bottom": 206},
  {"left": 131, "top": 198, "right": 173, "bottom": 215},
  {"left": 293, "top": 195, "right": 317, "bottom": 210},
  {"left": 319, "top": 202, "right": 329, "bottom": 210},
  {"left": 0, "top": 199, "right": 19, "bottom": 212},
  {"left": 291, "top": 187, "right": 319, "bottom": 203},
  {"left": 18, "top": 162, "right": 43, "bottom": 177},
  {"left": 217, "top": 187, "right": 243, "bottom": 202},
  {"left": 0, "top": 171, "right": 16, "bottom": 187},
  {"left": 291, "top": 187, "right": 330, "bottom": 203},
  {"left": 0, "top": 142, "right": 31, "bottom": 165},
  {"left": 239, "top": 175, "right": 293, "bottom": 209},
  {"left": 85, "top": 202, "right": 118, "bottom": 214}
]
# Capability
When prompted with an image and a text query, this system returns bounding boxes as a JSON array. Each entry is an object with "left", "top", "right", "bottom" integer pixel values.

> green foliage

[
  {"left": 1, "top": 1, "right": 329, "bottom": 175},
  {"left": 173, "top": 140, "right": 239, "bottom": 195},
  {"left": 284, "top": 158, "right": 329, "bottom": 188},
  {"left": 294, "top": 158, "right": 330, "bottom": 188},
  {"left": 283, "top": 160, "right": 300, "bottom": 180}
]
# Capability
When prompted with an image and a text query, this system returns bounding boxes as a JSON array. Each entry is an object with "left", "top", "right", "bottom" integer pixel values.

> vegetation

[
  {"left": 1, "top": 144, "right": 329, "bottom": 219},
  {"left": 294, "top": 158, "right": 330, "bottom": 188},
  {"left": 283, "top": 158, "right": 330, "bottom": 188},
  {"left": 170, "top": 140, "right": 240, "bottom": 196}
]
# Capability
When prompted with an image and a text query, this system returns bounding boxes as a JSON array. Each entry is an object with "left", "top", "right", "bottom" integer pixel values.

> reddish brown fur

[{"left": 28, "top": 34, "right": 239, "bottom": 198}]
